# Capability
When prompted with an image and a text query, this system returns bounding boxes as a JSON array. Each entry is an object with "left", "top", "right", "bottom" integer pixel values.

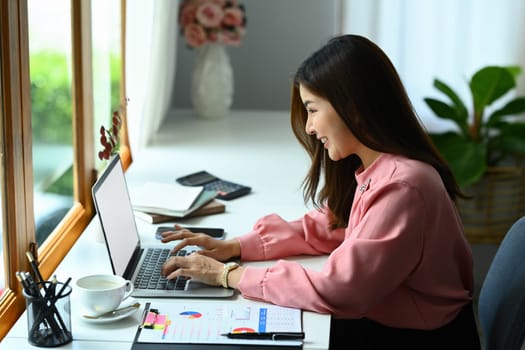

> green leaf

[
  {"left": 430, "top": 132, "right": 487, "bottom": 187},
  {"left": 505, "top": 65, "right": 522, "bottom": 79},
  {"left": 424, "top": 98, "right": 456, "bottom": 120},
  {"left": 424, "top": 98, "right": 469, "bottom": 136},
  {"left": 433, "top": 79, "right": 468, "bottom": 118},
  {"left": 487, "top": 96, "right": 525, "bottom": 127},
  {"left": 470, "top": 66, "right": 516, "bottom": 113}
]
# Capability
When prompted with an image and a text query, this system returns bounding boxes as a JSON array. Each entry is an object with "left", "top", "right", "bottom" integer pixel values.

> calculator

[{"left": 175, "top": 171, "right": 251, "bottom": 200}]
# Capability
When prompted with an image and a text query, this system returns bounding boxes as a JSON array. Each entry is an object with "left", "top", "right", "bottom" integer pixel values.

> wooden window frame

[{"left": 0, "top": 0, "right": 129, "bottom": 340}]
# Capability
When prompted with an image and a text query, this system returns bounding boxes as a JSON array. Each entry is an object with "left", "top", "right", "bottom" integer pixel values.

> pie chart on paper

[
  {"left": 179, "top": 311, "right": 202, "bottom": 319},
  {"left": 232, "top": 327, "right": 256, "bottom": 333}
]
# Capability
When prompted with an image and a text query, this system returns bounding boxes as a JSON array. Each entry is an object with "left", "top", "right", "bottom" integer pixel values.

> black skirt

[{"left": 329, "top": 303, "right": 481, "bottom": 350}]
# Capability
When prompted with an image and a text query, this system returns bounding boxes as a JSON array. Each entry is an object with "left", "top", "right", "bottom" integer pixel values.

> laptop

[{"left": 92, "top": 154, "right": 234, "bottom": 298}]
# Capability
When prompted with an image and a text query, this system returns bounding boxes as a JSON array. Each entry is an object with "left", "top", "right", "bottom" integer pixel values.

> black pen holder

[{"left": 23, "top": 281, "right": 73, "bottom": 347}]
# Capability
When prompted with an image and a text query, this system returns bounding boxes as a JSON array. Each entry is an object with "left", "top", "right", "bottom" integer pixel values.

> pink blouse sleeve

[{"left": 237, "top": 209, "right": 344, "bottom": 261}]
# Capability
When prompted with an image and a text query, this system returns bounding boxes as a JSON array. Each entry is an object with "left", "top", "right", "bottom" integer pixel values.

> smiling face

[{"left": 299, "top": 84, "right": 361, "bottom": 162}]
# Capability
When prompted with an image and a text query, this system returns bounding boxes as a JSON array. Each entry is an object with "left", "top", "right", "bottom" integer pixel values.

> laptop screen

[{"left": 92, "top": 155, "right": 140, "bottom": 277}]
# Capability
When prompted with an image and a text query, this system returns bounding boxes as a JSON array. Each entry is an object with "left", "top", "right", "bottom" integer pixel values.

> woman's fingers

[
  {"left": 168, "top": 234, "right": 213, "bottom": 253},
  {"left": 161, "top": 254, "right": 223, "bottom": 286},
  {"left": 159, "top": 225, "right": 194, "bottom": 242},
  {"left": 159, "top": 226, "right": 239, "bottom": 261},
  {"left": 160, "top": 227, "right": 214, "bottom": 246}
]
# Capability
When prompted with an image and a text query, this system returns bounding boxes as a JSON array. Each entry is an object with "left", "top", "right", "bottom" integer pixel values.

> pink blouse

[{"left": 237, "top": 153, "right": 473, "bottom": 330}]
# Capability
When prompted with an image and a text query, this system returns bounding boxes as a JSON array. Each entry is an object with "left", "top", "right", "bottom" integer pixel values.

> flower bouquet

[{"left": 179, "top": 0, "right": 247, "bottom": 48}]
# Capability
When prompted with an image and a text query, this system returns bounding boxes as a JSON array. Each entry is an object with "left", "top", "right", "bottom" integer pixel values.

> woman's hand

[
  {"left": 160, "top": 224, "right": 241, "bottom": 262},
  {"left": 161, "top": 252, "right": 224, "bottom": 286}
]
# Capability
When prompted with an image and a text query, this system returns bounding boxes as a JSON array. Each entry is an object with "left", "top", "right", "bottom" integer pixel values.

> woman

[{"left": 162, "top": 35, "right": 481, "bottom": 349}]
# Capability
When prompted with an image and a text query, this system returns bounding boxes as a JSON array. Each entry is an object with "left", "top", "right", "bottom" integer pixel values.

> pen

[
  {"left": 26, "top": 251, "right": 45, "bottom": 285},
  {"left": 23, "top": 272, "right": 41, "bottom": 297},
  {"left": 55, "top": 277, "right": 72, "bottom": 299},
  {"left": 221, "top": 332, "right": 305, "bottom": 340},
  {"left": 50, "top": 275, "right": 57, "bottom": 298},
  {"left": 16, "top": 271, "right": 31, "bottom": 295}
]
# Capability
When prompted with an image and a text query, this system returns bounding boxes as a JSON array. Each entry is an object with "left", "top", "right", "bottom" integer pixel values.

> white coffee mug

[{"left": 76, "top": 274, "right": 134, "bottom": 316}]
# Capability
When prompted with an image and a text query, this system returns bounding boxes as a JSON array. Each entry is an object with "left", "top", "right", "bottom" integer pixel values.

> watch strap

[{"left": 221, "top": 262, "right": 239, "bottom": 288}]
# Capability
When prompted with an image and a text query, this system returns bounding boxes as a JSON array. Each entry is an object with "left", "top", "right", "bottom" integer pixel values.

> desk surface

[{"left": 0, "top": 110, "right": 330, "bottom": 349}]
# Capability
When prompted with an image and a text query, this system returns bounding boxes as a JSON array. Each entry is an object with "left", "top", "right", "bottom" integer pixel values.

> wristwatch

[{"left": 221, "top": 262, "right": 239, "bottom": 288}]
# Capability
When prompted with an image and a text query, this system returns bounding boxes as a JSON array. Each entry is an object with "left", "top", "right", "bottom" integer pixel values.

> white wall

[{"left": 170, "top": 0, "right": 339, "bottom": 114}]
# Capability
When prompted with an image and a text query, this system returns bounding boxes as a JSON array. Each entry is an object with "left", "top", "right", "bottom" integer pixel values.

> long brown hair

[{"left": 291, "top": 34, "right": 464, "bottom": 229}]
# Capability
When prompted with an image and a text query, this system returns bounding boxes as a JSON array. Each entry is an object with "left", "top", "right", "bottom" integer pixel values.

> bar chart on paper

[{"left": 134, "top": 301, "right": 303, "bottom": 346}]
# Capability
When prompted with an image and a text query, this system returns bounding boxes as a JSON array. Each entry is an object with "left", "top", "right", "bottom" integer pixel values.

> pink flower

[
  {"left": 179, "top": 2, "right": 198, "bottom": 27},
  {"left": 178, "top": 0, "right": 246, "bottom": 48},
  {"left": 184, "top": 23, "right": 207, "bottom": 48},
  {"left": 196, "top": 3, "right": 223, "bottom": 28},
  {"left": 222, "top": 7, "right": 244, "bottom": 27}
]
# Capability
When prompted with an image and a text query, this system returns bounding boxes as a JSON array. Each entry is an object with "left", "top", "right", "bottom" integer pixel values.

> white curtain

[
  {"left": 339, "top": 0, "right": 525, "bottom": 131},
  {"left": 125, "top": 0, "right": 179, "bottom": 155}
]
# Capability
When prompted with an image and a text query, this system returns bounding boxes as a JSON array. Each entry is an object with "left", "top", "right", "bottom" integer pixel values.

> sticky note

[
  {"left": 154, "top": 315, "right": 167, "bottom": 330},
  {"left": 143, "top": 311, "right": 158, "bottom": 329}
]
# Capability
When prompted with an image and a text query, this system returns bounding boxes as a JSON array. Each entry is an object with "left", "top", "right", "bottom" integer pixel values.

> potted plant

[
  {"left": 424, "top": 65, "right": 525, "bottom": 243},
  {"left": 424, "top": 65, "right": 525, "bottom": 187}
]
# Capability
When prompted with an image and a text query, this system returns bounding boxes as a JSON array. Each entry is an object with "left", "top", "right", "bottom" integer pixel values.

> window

[
  {"left": 29, "top": 0, "right": 75, "bottom": 247},
  {"left": 0, "top": 83, "right": 4, "bottom": 301},
  {"left": 0, "top": 0, "right": 129, "bottom": 339}
]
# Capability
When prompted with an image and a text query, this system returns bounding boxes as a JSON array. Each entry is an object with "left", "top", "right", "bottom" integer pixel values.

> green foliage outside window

[
  {"left": 31, "top": 50, "right": 120, "bottom": 195},
  {"left": 31, "top": 51, "right": 72, "bottom": 144}
]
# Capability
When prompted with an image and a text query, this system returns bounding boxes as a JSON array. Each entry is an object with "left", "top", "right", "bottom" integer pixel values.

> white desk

[{"left": 0, "top": 110, "right": 330, "bottom": 349}]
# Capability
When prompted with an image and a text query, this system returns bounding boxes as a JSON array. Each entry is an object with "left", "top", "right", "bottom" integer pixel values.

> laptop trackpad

[{"left": 185, "top": 280, "right": 235, "bottom": 297}]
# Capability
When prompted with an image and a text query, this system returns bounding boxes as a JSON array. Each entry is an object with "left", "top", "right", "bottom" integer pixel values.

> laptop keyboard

[{"left": 134, "top": 248, "right": 190, "bottom": 290}]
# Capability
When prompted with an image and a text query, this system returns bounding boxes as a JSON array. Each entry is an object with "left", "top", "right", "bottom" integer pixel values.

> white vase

[{"left": 191, "top": 44, "right": 233, "bottom": 120}]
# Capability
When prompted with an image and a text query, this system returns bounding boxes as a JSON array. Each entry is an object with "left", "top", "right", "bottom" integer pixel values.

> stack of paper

[
  {"left": 134, "top": 200, "right": 225, "bottom": 224},
  {"left": 132, "top": 182, "right": 217, "bottom": 219}
]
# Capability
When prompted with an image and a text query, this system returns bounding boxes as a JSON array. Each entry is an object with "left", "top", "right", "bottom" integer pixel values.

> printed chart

[{"left": 136, "top": 301, "right": 302, "bottom": 346}]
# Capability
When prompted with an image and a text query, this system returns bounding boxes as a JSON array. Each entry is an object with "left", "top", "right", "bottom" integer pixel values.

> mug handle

[{"left": 123, "top": 280, "right": 134, "bottom": 300}]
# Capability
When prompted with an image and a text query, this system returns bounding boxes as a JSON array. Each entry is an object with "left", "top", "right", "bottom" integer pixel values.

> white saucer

[{"left": 80, "top": 298, "right": 140, "bottom": 324}]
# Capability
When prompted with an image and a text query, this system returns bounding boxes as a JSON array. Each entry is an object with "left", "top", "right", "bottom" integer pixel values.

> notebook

[{"left": 92, "top": 154, "right": 234, "bottom": 298}]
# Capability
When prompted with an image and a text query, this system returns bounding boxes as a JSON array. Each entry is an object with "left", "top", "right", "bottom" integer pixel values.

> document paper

[
  {"left": 136, "top": 301, "right": 303, "bottom": 346},
  {"left": 132, "top": 182, "right": 203, "bottom": 212}
]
